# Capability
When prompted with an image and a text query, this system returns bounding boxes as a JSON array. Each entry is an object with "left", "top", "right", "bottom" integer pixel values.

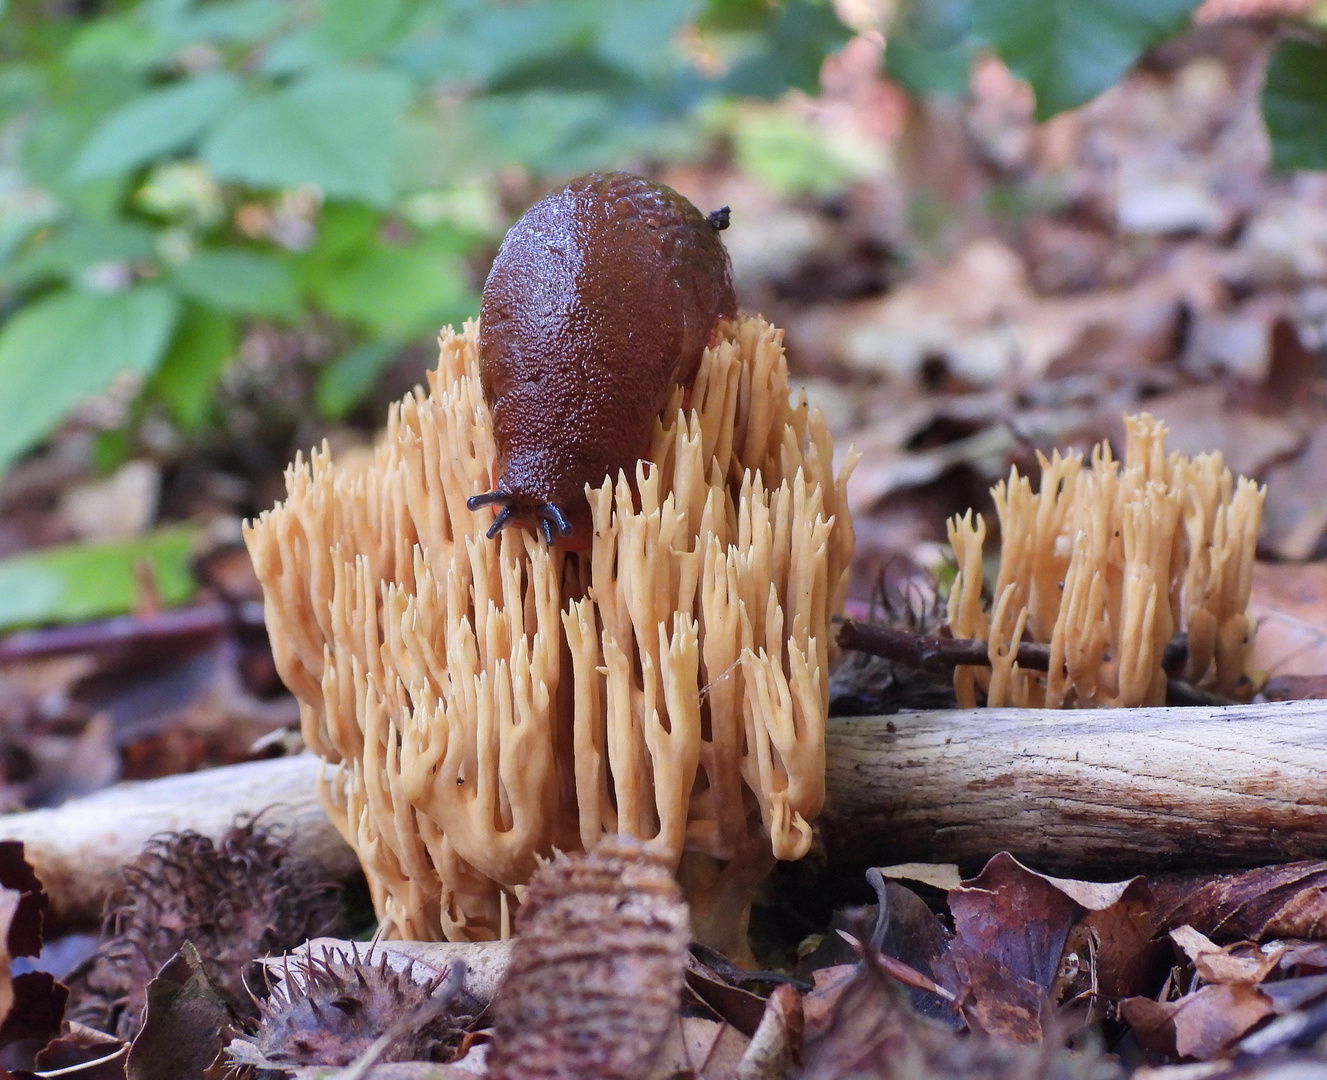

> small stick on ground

[{"left": 835, "top": 619, "right": 1231, "bottom": 707}]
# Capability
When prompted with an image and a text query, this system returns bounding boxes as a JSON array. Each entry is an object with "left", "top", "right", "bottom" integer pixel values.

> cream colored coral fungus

[
  {"left": 244, "top": 317, "right": 855, "bottom": 952},
  {"left": 947, "top": 413, "right": 1264, "bottom": 709}
]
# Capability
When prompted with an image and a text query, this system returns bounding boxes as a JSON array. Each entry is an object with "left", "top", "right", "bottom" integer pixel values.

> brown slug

[{"left": 468, "top": 171, "right": 736, "bottom": 548}]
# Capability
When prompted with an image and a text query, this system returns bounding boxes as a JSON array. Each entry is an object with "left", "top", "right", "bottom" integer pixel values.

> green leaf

[
  {"left": 202, "top": 68, "right": 411, "bottom": 205},
  {"left": 885, "top": 30, "right": 975, "bottom": 99},
  {"left": 318, "top": 0, "right": 419, "bottom": 57},
  {"left": 4, "top": 217, "right": 158, "bottom": 290},
  {"left": 169, "top": 249, "right": 299, "bottom": 318},
  {"left": 71, "top": 73, "right": 242, "bottom": 181},
  {"left": 314, "top": 241, "right": 477, "bottom": 338},
  {"left": 968, "top": 0, "right": 1202, "bottom": 119},
  {"left": 64, "top": 12, "right": 170, "bottom": 74},
  {"left": 0, "top": 528, "right": 197, "bottom": 629},
  {"left": 594, "top": 0, "right": 695, "bottom": 76},
  {"left": 720, "top": 0, "right": 852, "bottom": 96},
  {"left": 471, "top": 90, "right": 624, "bottom": 173},
  {"left": 148, "top": 302, "right": 237, "bottom": 430},
  {"left": 0, "top": 286, "right": 180, "bottom": 472},
  {"left": 315, "top": 340, "right": 398, "bottom": 418},
  {"left": 895, "top": 0, "right": 972, "bottom": 48},
  {"left": 732, "top": 101, "right": 877, "bottom": 196},
  {"left": 1263, "top": 38, "right": 1327, "bottom": 172},
  {"left": 164, "top": 0, "right": 292, "bottom": 46}
]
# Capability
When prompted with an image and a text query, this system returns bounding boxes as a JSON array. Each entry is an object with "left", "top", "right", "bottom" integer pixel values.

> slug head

[{"left": 467, "top": 490, "right": 586, "bottom": 549}]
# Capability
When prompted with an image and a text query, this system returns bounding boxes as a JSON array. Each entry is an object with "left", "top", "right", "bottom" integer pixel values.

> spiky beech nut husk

[
  {"left": 486, "top": 835, "right": 691, "bottom": 1080},
  {"left": 226, "top": 945, "right": 474, "bottom": 1069},
  {"left": 66, "top": 819, "right": 342, "bottom": 1040}
]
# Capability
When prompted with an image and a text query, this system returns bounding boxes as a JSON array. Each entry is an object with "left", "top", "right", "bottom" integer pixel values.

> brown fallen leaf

[
  {"left": 800, "top": 931, "right": 1122, "bottom": 1079},
  {"left": 733, "top": 984, "right": 802, "bottom": 1080},
  {"left": 28, "top": 1021, "right": 127, "bottom": 1080},
  {"left": 1249, "top": 562, "right": 1327, "bottom": 681},
  {"left": 0, "top": 842, "right": 50, "bottom": 1031},
  {"left": 1170, "top": 925, "right": 1286, "bottom": 985},
  {"left": 932, "top": 853, "right": 1151, "bottom": 1042},
  {"left": 650, "top": 1014, "right": 749, "bottom": 1080},
  {"left": 1150, "top": 862, "right": 1327, "bottom": 944},
  {"left": 125, "top": 942, "right": 233, "bottom": 1080},
  {"left": 1120, "top": 982, "right": 1276, "bottom": 1061}
]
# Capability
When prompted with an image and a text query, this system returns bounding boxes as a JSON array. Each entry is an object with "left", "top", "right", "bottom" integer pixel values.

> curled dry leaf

[
  {"left": 1150, "top": 862, "right": 1327, "bottom": 945},
  {"left": 485, "top": 836, "right": 691, "bottom": 1080},
  {"left": 932, "top": 853, "right": 1152, "bottom": 1042},
  {"left": 1120, "top": 983, "right": 1276, "bottom": 1062},
  {"left": 1170, "top": 925, "right": 1287, "bottom": 985},
  {"left": 0, "top": 840, "right": 52, "bottom": 1038},
  {"left": 800, "top": 932, "right": 1122, "bottom": 1080}
]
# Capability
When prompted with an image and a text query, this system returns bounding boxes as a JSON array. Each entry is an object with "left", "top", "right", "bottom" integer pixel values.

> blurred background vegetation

[{"left": 0, "top": 0, "right": 1322, "bottom": 627}]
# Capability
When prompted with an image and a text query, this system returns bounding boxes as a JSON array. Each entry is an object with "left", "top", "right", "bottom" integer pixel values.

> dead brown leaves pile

[{"left": 10, "top": 831, "right": 1327, "bottom": 1078}]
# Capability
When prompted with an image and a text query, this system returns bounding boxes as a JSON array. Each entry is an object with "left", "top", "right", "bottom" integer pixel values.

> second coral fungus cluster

[
  {"left": 245, "top": 317, "right": 854, "bottom": 949},
  {"left": 948, "top": 413, "right": 1265, "bottom": 709}
]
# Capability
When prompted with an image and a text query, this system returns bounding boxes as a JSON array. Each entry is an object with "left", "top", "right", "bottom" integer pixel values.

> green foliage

[
  {"left": 886, "top": 0, "right": 1327, "bottom": 165},
  {"left": 201, "top": 68, "right": 413, "bottom": 205},
  {"left": 0, "top": 528, "right": 198, "bottom": 629},
  {"left": 1263, "top": 37, "right": 1327, "bottom": 172},
  {"left": 169, "top": 249, "right": 299, "bottom": 318},
  {"left": 72, "top": 73, "right": 242, "bottom": 180},
  {"left": 0, "top": 0, "right": 856, "bottom": 479},
  {"left": 148, "top": 302, "right": 237, "bottom": 430},
  {"left": 316, "top": 340, "right": 401, "bottom": 419},
  {"left": 0, "top": 286, "right": 178, "bottom": 471},
  {"left": 969, "top": 0, "right": 1201, "bottom": 119}
]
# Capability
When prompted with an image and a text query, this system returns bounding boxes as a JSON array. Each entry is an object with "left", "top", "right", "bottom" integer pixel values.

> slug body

[{"left": 470, "top": 172, "right": 736, "bottom": 548}]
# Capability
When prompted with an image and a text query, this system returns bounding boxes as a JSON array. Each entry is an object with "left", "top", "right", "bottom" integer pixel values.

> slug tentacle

[
  {"left": 487, "top": 506, "right": 515, "bottom": 539},
  {"left": 467, "top": 491, "right": 576, "bottom": 547},
  {"left": 467, "top": 491, "right": 509, "bottom": 510},
  {"left": 540, "top": 503, "right": 573, "bottom": 537}
]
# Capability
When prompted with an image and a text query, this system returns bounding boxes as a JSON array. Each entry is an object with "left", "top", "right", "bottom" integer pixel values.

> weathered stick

[
  {"left": 0, "top": 753, "right": 358, "bottom": 926},
  {"left": 6, "top": 700, "right": 1327, "bottom": 927},
  {"left": 820, "top": 698, "right": 1327, "bottom": 877}
]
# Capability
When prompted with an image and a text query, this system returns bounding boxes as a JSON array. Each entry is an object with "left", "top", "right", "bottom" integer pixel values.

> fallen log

[
  {"left": 4, "top": 699, "right": 1327, "bottom": 927},
  {"left": 820, "top": 698, "right": 1327, "bottom": 877},
  {"left": 0, "top": 753, "right": 358, "bottom": 926}
]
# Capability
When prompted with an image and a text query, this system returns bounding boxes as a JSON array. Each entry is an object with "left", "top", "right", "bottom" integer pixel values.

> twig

[
  {"left": 0, "top": 601, "right": 268, "bottom": 667},
  {"left": 834, "top": 619, "right": 1233, "bottom": 708}
]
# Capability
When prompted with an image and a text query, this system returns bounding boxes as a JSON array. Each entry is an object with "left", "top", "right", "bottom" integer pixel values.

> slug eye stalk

[{"left": 466, "top": 492, "right": 574, "bottom": 545}]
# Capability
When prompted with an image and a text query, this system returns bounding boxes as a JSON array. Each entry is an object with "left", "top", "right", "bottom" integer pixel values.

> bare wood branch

[
  {"left": 0, "top": 753, "right": 358, "bottom": 926},
  {"left": 820, "top": 698, "right": 1327, "bottom": 878},
  {"left": 835, "top": 619, "right": 1230, "bottom": 707},
  {"left": 6, "top": 700, "right": 1327, "bottom": 929},
  {"left": 0, "top": 601, "right": 267, "bottom": 667}
]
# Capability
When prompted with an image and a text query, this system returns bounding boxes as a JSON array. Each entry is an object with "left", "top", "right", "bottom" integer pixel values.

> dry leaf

[
  {"left": 1121, "top": 983, "right": 1276, "bottom": 1061},
  {"left": 1170, "top": 925, "right": 1286, "bottom": 985},
  {"left": 1250, "top": 563, "right": 1327, "bottom": 680},
  {"left": 1151, "top": 862, "right": 1327, "bottom": 944}
]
